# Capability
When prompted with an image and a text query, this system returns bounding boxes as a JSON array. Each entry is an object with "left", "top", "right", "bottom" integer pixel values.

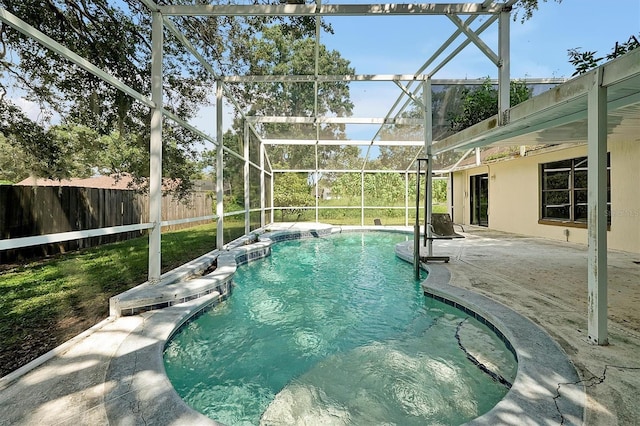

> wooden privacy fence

[{"left": 0, "top": 185, "right": 214, "bottom": 262}]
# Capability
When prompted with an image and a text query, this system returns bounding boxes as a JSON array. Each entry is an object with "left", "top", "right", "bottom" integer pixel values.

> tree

[
  {"left": 0, "top": 101, "right": 55, "bottom": 180},
  {"left": 363, "top": 173, "right": 404, "bottom": 205},
  {"left": 0, "top": 134, "right": 31, "bottom": 183},
  {"left": 0, "top": 1, "right": 320, "bottom": 198},
  {"left": 448, "top": 78, "right": 532, "bottom": 132},
  {"left": 331, "top": 173, "right": 361, "bottom": 201},
  {"left": 243, "top": 25, "right": 357, "bottom": 170},
  {"left": 273, "top": 172, "right": 314, "bottom": 220},
  {"left": 568, "top": 34, "right": 639, "bottom": 76},
  {"left": 209, "top": 25, "right": 358, "bottom": 210}
]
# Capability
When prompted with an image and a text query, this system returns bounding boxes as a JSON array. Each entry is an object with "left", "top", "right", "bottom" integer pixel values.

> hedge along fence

[{"left": 0, "top": 185, "right": 214, "bottom": 262}]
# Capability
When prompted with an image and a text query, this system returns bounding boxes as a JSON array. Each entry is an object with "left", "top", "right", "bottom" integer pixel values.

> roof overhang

[{"left": 433, "top": 48, "right": 640, "bottom": 155}]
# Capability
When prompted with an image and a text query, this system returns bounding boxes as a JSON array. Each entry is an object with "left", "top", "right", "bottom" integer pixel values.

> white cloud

[{"left": 12, "top": 97, "right": 45, "bottom": 122}]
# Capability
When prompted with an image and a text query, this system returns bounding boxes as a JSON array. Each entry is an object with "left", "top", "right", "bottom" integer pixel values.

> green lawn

[
  {"left": 0, "top": 210, "right": 449, "bottom": 377},
  {"left": 275, "top": 203, "right": 448, "bottom": 225},
  {"left": 0, "top": 222, "right": 244, "bottom": 377}
]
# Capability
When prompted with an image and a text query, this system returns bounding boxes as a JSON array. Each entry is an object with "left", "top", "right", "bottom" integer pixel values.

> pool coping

[
  {"left": 105, "top": 225, "right": 585, "bottom": 425},
  {"left": 0, "top": 224, "right": 587, "bottom": 424},
  {"left": 395, "top": 241, "right": 586, "bottom": 425},
  {"left": 103, "top": 224, "right": 420, "bottom": 424}
]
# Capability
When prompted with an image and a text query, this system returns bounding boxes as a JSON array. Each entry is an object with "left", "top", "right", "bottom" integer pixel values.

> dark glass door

[{"left": 470, "top": 174, "right": 488, "bottom": 226}]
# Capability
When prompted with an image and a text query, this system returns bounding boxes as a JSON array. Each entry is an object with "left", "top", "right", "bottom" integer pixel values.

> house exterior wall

[{"left": 451, "top": 140, "right": 640, "bottom": 253}]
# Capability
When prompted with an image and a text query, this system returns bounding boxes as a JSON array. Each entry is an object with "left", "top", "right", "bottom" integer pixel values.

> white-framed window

[{"left": 540, "top": 154, "right": 611, "bottom": 225}]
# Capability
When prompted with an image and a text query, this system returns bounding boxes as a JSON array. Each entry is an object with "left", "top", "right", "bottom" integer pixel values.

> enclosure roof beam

[
  {"left": 263, "top": 139, "right": 425, "bottom": 146},
  {"left": 159, "top": 3, "right": 506, "bottom": 17},
  {"left": 0, "top": 7, "right": 154, "bottom": 109},
  {"left": 222, "top": 75, "right": 566, "bottom": 84},
  {"left": 222, "top": 74, "right": 430, "bottom": 83},
  {"left": 247, "top": 116, "right": 424, "bottom": 125},
  {"left": 272, "top": 167, "right": 450, "bottom": 174}
]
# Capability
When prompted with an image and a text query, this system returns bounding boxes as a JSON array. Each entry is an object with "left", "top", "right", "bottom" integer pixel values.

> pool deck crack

[{"left": 554, "top": 365, "right": 640, "bottom": 424}]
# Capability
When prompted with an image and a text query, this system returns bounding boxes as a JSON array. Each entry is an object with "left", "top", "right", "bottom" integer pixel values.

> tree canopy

[
  {"left": 0, "top": 1, "right": 320, "bottom": 196},
  {"left": 242, "top": 25, "right": 358, "bottom": 170},
  {"left": 448, "top": 78, "right": 531, "bottom": 132},
  {"left": 568, "top": 34, "right": 639, "bottom": 76},
  {"left": 198, "top": 24, "right": 359, "bottom": 212},
  {"left": 0, "top": 0, "right": 565, "bottom": 192}
]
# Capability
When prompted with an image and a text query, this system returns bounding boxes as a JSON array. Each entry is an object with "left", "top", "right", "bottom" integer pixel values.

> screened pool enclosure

[{"left": 2, "top": 1, "right": 638, "bottom": 345}]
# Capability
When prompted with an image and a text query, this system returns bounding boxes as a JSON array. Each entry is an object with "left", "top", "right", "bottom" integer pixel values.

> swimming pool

[{"left": 163, "top": 231, "right": 517, "bottom": 425}]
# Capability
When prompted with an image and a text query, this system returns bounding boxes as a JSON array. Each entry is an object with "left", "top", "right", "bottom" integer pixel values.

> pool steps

[
  {"left": 109, "top": 225, "right": 336, "bottom": 317},
  {"left": 105, "top": 224, "right": 584, "bottom": 425}
]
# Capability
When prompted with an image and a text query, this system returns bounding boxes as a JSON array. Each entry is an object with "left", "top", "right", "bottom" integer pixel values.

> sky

[
  {"left": 188, "top": 0, "right": 640, "bottom": 146},
  {"left": 320, "top": 0, "right": 639, "bottom": 79},
  {"left": 317, "top": 0, "right": 640, "bottom": 119},
  {"left": 12, "top": 0, "right": 640, "bottom": 152}
]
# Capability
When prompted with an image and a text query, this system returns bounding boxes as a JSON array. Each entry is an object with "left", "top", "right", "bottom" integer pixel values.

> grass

[
  {"left": 0, "top": 210, "right": 448, "bottom": 377},
  {"left": 276, "top": 203, "right": 449, "bottom": 225},
  {"left": 0, "top": 222, "right": 244, "bottom": 377}
]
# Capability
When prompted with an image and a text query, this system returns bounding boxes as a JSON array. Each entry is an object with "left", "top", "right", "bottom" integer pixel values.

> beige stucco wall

[{"left": 452, "top": 141, "right": 640, "bottom": 254}]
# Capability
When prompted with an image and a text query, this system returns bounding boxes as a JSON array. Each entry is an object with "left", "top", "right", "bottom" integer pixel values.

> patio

[
  {"left": 1, "top": 225, "right": 638, "bottom": 424},
  {"left": 0, "top": 1, "right": 638, "bottom": 424}
]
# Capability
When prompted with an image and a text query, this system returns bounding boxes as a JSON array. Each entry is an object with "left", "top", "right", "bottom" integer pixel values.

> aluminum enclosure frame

[
  {"left": 1, "top": 0, "right": 520, "bottom": 274},
  {"left": 2, "top": 0, "right": 626, "bottom": 344}
]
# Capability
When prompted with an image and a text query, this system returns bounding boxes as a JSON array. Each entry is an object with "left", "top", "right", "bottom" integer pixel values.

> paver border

[
  {"left": 396, "top": 241, "right": 586, "bottom": 425},
  {"left": 0, "top": 224, "right": 587, "bottom": 425}
]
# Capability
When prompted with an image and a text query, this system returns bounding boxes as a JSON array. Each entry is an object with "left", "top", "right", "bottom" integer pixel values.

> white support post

[
  {"left": 244, "top": 121, "right": 250, "bottom": 234},
  {"left": 315, "top": 144, "right": 319, "bottom": 223},
  {"left": 148, "top": 11, "right": 163, "bottom": 284},
  {"left": 270, "top": 174, "right": 275, "bottom": 224},
  {"left": 361, "top": 171, "right": 365, "bottom": 226},
  {"left": 424, "top": 80, "right": 433, "bottom": 256},
  {"left": 216, "top": 81, "right": 224, "bottom": 250},
  {"left": 587, "top": 68, "right": 608, "bottom": 346},
  {"left": 498, "top": 9, "right": 510, "bottom": 125},
  {"left": 404, "top": 172, "right": 409, "bottom": 226},
  {"left": 314, "top": 1, "right": 321, "bottom": 224},
  {"left": 447, "top": 172, "right": 453, "bottom": 217},
  {"left": 260, "top": 135, "right": 266, "bottom": 227}
]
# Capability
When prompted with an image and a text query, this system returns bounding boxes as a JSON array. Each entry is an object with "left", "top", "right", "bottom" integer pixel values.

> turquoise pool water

[{"left": 164, "top": 232, "right": 517, "bottom": 425}]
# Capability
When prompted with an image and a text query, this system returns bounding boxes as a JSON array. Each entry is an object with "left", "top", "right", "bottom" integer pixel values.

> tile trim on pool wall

[
  {"left": 394, "top": 241, "right": 585, "bottom": 425},
  {"left": 423, "top": 291, "right": 516, "bottom": 359},
  {"left": 105, "top": 225, "right": 585, "bottom": 425}
]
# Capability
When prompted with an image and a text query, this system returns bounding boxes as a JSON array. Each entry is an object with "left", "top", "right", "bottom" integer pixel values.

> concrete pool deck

[
  {"left": 0, "top": 224, "right": 639, "bottom": 425},
  {"left": 415, "top": 226, "right": 640, "bottom": 425}
]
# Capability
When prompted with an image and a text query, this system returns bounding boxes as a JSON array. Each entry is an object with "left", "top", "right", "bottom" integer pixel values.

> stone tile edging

[{"left": 395, "top": 241, "right": 586, "bottom": 425}]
